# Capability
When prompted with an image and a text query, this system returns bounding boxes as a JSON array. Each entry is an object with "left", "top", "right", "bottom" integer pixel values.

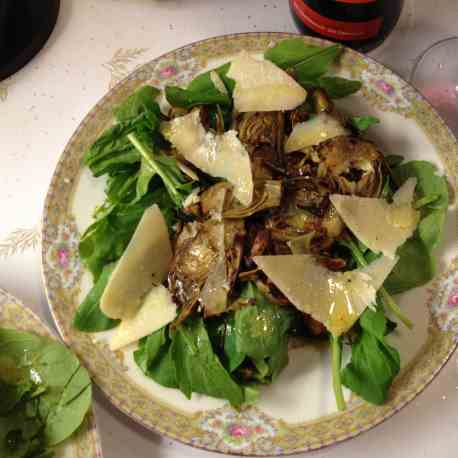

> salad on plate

[{"left": 72, "top": 38, "right": 448, "bottom": 410}]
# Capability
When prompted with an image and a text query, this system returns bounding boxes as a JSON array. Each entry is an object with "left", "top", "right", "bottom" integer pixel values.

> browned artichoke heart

[
  {"left": 237, "top": 111, "right": 285, "bottom": 153},
  {"left": 169, "top": 183, "right": 245, "bottom": 321},
  {"left": 317, "top": 135, "right": 384, "bottom": 197}
]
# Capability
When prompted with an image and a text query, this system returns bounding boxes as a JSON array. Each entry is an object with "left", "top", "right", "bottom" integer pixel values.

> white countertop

[{"left": 1, "top": 1, "right": 458, "bottom": 457}]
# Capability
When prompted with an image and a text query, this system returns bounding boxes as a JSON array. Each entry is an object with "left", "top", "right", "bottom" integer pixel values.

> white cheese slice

[
  {"left": 161, "top": 111, "right": 253, "bottom": 206},
  {"left": 227, "top": 51, "right": 307, "bottom": 112},
  {"left": 100, "top": 205, "right": 173, "bottom": 319},
  {"left": 330, "top": 178, "right": 419, "bottom": 259},
  {"left": 285, "top": 113, "right": 349, "bottom": 153},
  {"left": 110, "top": 285, "right": 177, "bottom": 351},
  {"left": 210, "top": 71, "right": 228, "bottom": 95},
  {"left": 254, "top": 254, "right": 397, "bottom": 336}
]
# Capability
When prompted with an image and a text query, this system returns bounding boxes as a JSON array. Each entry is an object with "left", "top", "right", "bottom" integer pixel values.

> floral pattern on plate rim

[{"left": 41, "top": 33, "right": 458, "bottom": 455}]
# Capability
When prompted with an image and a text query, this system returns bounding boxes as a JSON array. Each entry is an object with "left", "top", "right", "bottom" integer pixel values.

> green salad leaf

[
  {"left": 172, "top": 317, "right": 245, "bottom": 407},
  {"left": 265, "top": 39, "right": 361, "bottom": 99},
  {"left": 351, "top": 115, "right": 380, "bottom": 132},
  {"left": 234, "top": 283, "right": 295, "bottom": 380},
  {"left": 134, "top": 327, "right": 178, "bottom": 388},
  {"left": 165, "top": 63, "right": 233, "bottom": 109},
  {"left": 264, "top": 38, "right": 322, "bottom": 69},
  {"left": 341, "top": 307, "right": 400, "bottom": 405},
  {"left": 385, "top": 160, "right": 448, "bottom": 294},
  {"left": 79, "top": 185, "right": 177, "bottom": 280},
  {"left": 72, "top": 263, "right": 119, "bottom": 332},
  {"left": 0, "top": 329, "right": 92, "bottom": 457}
]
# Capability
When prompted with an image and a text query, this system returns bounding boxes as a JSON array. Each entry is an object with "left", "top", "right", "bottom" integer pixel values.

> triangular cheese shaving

[
  {"left": 254, "top": 254, "right": 397, "bottom": 336},
  {"left": 285, "top": 113, "right": 349, "bottom": 153},
  {"left": 161, "top": 111, "right": 253, "bottom": 206},
  {"left": 110, "top": 285, "right": 177, "bottom": 351},
  {"left": 100, "top": 205, "right": 172, "bottom": 319},
  {"left": 330, "top": 178, "right": 420, "bottom": 258},
  {"left": 227, "top": 51, "right": 307, "bottom": 112}
]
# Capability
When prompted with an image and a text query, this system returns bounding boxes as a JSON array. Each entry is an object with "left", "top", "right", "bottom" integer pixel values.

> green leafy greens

[
  {"left": 385, "top": 160, "right": 448, "bottom": 294},
  {"left": 341, "top": 307, "right": 400, "bottom": 405},
  {"left": 265, "top": 38, "right": 362, "bottom": 98},
  {"left": 134, "top": 283, "right": 300, "bottom": 406},
  {"left": 0, "top": 329, "right": 92, "bottom": 457}
]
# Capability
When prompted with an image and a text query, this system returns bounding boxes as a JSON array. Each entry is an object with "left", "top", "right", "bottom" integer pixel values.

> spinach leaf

[
  {"left": 264, "top": 38, "right": 322, "bottom": 68},
  {"left": 0, "top": 329, "right": 92, "bottom": 455},
  {"left": 341, "top": 307, "right": 400, "bottom": 405},
  {"left": 165, "top": 63, "right": 233, "bottom": 109},
  {"left": 172, "top": 318, "right": 244, "bottom": 408},
  {"left": 351, "top": 116, "right": 380, "bottom": 132},
  {"left": 72, "top": 263, "right": 119, "bottom": 332}
]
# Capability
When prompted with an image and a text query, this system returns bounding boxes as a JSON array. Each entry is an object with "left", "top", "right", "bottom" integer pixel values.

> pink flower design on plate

[
  {"left": 58, "top": 247, "right": 70, "bottom": 268},
  {"left": 46, "top": 222, "right": 81, "bottom": 289},
  {"left": 376, "top": 79, "right": 395, "bottom": 96},
  {"left": 228, "top": 424, "right": 252, "bottom": 438},
  {"left": 447, "top": 287, "right": 458, "bottom": 308},
  {"left": 160, "top": 65, "right": 178, "bottom": 78}
]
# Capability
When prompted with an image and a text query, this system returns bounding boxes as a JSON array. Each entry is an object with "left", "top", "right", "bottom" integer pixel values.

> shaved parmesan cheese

[
  {"left": 110, "top": 285, "right": 177, "bottom": 351},
  {"left": 227, "top": 51, "right": 307, "bottom": 112},
  {"left": 100, "top": 205, "right": 173, "bottom": 319},
  {"left": 210, "top": 71, "right": 228, "bottom": 95},
  {"left": 254, "top": 254, "right": 397, "bottom": 336},
  {"left": 330, "top": 178, "right": 419, "bottom": 258},
  {"left": 285, "top": 113, "right": 349, "bottom": 153},
  {"left": 162, "top": 111, "right": 253, "bottom": 206}
]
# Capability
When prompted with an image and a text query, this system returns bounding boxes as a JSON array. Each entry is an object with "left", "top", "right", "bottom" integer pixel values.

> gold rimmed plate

[{"left": 41, "top": 33, "right": 458, "bottom": 455}]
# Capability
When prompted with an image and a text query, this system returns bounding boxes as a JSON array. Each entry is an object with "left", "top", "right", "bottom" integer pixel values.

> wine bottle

[{"left": 290, "top": 0, "right": 404, "bottom": 53}]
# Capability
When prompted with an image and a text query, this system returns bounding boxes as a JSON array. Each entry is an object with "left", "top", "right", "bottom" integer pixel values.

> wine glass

[{"left": 410, "top": 37, "right": 458, "bottom": 136}]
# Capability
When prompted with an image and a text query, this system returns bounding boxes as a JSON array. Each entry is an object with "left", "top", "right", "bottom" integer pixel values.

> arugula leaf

[
  {"left": 265, "top": 40, "right": 361, "bottom": 99},
  {"left": 383, "top": 160, "right": 448, "bottom": 294},
  {"left": 264, "top": 38, "right": 322, "bottom": 68},
  {"left": 391, "top": 160, "right": 448, "bottom": 250},
  {"left": 339, "top": 237, "right": 413, "bottom": 329},
  {"left": 316, "top": 76, "right": 362, "bottom": 99},
  {"left": 79, "top": 185, "right": 177, "bottom": 280},
  {"left": 207, "top": 315, "right": 246, "bottom": 372},
  {"left": 72, "top": 263, "right": 119, "bottom": 332},
  {"left": 341, "top": 307, "right": 400, "bottom": 405},
  {"left": 351, "top": 116, "right": 380, "bottom": 132},
  {"left": 165, "top": 63, "right": 233, "bottom": 109},
  {"left": 172, "top": 318, "right": 244, "bottom": 407},
  {"left": 384, "top": 154, "right": 404, "bottom": 168},
  {"left": 384, "top": 237, "right": 435, "bottom": 294},
  {"left": 113, "top": 85, "right": 161, "bottom": 121},
  {"left": 134, "top": 327, "right": 177, "bottom": 389},
  {"left": 235, "top": 283, "right": 293, "bottom": 361},
  {"left": 294, "top": 44, "right": 342, "bottom": 81}
]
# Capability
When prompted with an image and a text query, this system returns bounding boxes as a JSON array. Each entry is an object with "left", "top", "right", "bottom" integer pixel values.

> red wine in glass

[{"left": 290, "top": 0, "right": 404, "bottom": 53}]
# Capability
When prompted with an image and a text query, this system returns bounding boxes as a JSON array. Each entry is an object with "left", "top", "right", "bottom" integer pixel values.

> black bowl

[{"left": 0, "top": 0, "right": 60, "bottom": 81}]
